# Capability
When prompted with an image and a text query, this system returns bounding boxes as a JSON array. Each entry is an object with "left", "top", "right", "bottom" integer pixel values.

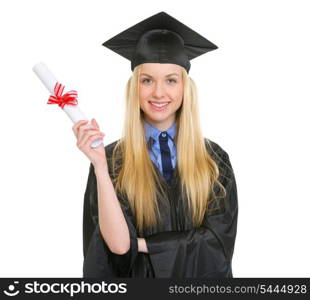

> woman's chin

[{"left": 145, "top": 114, "right": 175, "bottom": 126}]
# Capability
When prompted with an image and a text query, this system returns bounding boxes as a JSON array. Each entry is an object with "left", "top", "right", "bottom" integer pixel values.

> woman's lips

[{"left": 149, "top": 101, "right": 170, "bottom": 111}]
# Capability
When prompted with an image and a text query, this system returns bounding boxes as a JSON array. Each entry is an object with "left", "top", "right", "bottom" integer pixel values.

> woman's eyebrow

[{"left": 140, "top": 73, "right": 180, "bottom": 77}]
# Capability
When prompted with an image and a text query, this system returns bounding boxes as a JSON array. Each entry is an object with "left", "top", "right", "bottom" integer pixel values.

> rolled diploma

[{"left": 32, "top": 62, "right": 102, "bottom": 148}]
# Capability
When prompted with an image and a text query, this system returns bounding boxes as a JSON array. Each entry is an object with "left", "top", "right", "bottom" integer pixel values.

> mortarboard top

[{"left": 102, "top": 11, "right": 218, "bottom": 73}]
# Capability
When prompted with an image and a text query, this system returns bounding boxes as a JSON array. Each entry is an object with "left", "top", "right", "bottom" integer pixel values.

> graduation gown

[{"left": 82, "top": 138, "right": 238, "bottom": 278}]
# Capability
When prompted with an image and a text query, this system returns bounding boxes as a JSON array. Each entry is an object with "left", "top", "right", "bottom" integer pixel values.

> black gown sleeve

[
  {"left": 83, "top": 162, "right": 138, "bottom": 278},
  {"left": 144, "top": 152, "right": 238, "bottom": 278}
]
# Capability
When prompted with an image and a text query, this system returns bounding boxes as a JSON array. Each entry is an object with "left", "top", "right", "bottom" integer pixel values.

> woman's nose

[{"left": 153, "top": 82, "right": 165, "bottom": 98}]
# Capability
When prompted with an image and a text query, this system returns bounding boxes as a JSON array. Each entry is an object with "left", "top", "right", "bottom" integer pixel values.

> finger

[
  {"left": 78, "top": 129, "right": 98, "bottom": 147},
  {"left": 79, "top": 131, "right": 104, "bottom": 149},
  {"left": 86, "top": 132, "right": 105, "bottom": 148},
  {"left": 77, "top": 123, "right": 98, "bottom": 140},
  {"left": 92, "top": 118, "right": 100, "bottom": 130},
  {"left": 72, "top": 120, "right": 88, "bottom": 137},
  {"left": 78, "top": 129, "right": 103, "bottom": 148},
  {"left": 72, "top": 120, "right": 88, "bottom": 131}
]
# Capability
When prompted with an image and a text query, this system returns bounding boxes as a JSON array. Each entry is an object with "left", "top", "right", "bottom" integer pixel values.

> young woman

[{"left": 73, "top": 12, "right": 238, "bottom": 278}]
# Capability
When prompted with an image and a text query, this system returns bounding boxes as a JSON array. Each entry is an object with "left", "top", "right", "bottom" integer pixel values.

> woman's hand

[
  {"left": 72, "top": 119, "right": 107, "bottom": 170},
  {"left": 137, "top": 238, "right": 149, "bottom": 253}
]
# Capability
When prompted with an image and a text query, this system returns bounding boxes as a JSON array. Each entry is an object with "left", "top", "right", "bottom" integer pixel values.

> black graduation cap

[{"left": 102, "top": 11, "right": 218, "bottom": 73}]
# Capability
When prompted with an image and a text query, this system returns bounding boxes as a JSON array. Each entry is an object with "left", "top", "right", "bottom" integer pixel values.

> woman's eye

[
  {"left": 142, "top": 78, "right": 152, "bottom": 83},
  {"left": 167, "top": 79, "right": 177, "bottom": 83}
]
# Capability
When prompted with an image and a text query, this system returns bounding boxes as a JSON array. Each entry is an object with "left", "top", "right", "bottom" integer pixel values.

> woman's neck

[{"left": 144, "top": 117, "right": 176, "bottom": 131}]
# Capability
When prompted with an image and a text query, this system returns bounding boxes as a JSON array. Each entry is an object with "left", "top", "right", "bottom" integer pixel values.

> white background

[{"left": 0, "top": 0, "right": 309, "bottom": 277}]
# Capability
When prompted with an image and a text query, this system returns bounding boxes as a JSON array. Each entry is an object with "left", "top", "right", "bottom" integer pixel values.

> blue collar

[{"left": 144, "top": 121, "right": 177, "bottom": 143}]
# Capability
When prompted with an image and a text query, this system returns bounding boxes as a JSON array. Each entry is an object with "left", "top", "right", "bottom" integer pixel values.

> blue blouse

[{"left": 143, "top": 121, "right": 177, "bottom": 174}]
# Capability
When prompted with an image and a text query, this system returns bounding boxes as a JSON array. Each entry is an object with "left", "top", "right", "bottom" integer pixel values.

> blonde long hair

[{"left": 110, "top": 64, "right": 226, "bottom": 234}]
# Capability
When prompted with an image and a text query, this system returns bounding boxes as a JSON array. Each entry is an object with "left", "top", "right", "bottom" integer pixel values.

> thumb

[{"left": 91, "top": 118, "right": 99, "bottom": 129}]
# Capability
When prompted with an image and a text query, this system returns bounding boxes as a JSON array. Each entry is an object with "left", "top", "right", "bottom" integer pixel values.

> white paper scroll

[{"left": 32, "top": 62, "right": 103, "bottom": 148}]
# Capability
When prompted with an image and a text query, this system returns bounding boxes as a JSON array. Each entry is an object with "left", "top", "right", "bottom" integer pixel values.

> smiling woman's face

[{"left": 139, "top": 63, "right": 184, "bottom": 131}]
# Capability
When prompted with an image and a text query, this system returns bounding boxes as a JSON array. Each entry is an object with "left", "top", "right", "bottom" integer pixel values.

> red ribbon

[{"left": 47, "top": 82, "right": 78, "bottom": 109}]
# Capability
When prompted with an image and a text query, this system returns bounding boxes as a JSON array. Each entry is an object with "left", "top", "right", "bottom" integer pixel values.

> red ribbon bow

[{"left": 47, "top": 82, "right": 78, "bottom": 109}]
